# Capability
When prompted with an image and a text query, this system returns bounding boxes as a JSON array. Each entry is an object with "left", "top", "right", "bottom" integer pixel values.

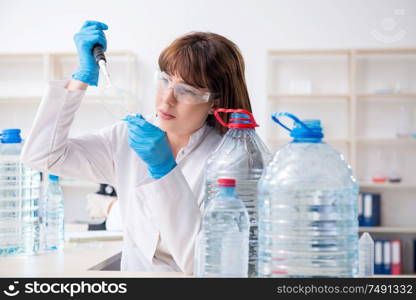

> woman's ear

[{"left": 208, "top": 100, "right": 220, "bottom": 114}]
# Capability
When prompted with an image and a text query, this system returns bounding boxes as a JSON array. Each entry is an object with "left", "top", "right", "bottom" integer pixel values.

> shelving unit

[
  {"left": 267, "top": 48, "right": 416, "bottom": 275},
  {"left": 0, "top": 52, "right": 139, "bottom": 223},
  {"left": 359, "top": 182, "right": 416, "bottom": 189},
  {"left": 360, "top": 227, "right": 416, "bottom": 234}
]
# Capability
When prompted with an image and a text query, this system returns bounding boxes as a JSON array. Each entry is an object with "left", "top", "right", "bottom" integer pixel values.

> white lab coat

[
  {"left": 21, "top": 80, "right": 223, "bottom": 274},
  {"left": 105, "top": 200, "right": 123, "bottom": 232}
]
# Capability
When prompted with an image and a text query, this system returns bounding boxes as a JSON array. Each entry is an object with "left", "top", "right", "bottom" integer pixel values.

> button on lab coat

[{"left": 21, "top": 80, "right": 222, "bottom": 274}]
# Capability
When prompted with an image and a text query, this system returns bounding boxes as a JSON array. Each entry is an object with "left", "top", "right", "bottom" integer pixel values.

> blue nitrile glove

[
  {"left": 72, "top": 20, "right": 108, "bottom": 86},
  {"left": 123, "top": 114, "right": 177, "bottom": 179}
]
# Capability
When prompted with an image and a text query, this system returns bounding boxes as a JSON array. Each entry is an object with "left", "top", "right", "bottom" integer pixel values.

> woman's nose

[{"left": 161, "top": 87, "right": 177, "bottom": 106}]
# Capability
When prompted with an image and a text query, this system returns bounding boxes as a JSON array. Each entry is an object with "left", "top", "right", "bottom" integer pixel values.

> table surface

[
  {"left": 0, "top": 224, "right": 187, "bottom": 278},
  {"left": 1, "top": 225, "right": 414, "bottom": 278}
]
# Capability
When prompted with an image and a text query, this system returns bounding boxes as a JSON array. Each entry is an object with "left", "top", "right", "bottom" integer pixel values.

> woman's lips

[{"left": 159, "top": 110, "right": 176, "bottom": 120}]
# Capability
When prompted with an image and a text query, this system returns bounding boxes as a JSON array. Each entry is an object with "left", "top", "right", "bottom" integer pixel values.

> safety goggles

[{"left": 155, "top": 70, "right": 219, "bottom": 104}]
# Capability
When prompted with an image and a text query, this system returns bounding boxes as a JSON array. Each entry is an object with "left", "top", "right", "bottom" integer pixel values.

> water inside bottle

[{"left": 0, "top": 147, "right": 40, "bottom": 256}]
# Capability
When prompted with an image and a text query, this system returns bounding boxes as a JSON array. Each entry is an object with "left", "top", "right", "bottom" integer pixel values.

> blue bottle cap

[
  {"left": 48, "top": 174, "right": 59, "bottom": 182},
  {"left": 290, "top": 119, "right": 323, "bottom": 139},
  {"left": 0, "top": 129, "right": 22, "bottom": 144},
  {"left": 271, "top": 112, "right": 324, "bottom": 140}
]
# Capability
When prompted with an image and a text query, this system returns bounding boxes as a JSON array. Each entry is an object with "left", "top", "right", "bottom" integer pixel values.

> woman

[{"left": 21, "top": 20, "right": 253, "bottom": 274}]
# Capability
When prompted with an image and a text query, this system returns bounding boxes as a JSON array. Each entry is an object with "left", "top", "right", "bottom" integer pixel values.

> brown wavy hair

[{"left": 158, "top": 32, "right": 252, "bottom": 135}]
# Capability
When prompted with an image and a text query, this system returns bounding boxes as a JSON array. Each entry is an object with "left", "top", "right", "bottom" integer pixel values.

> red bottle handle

[{"left": 214, "top": 108, "right": 259, "bottom": 128}]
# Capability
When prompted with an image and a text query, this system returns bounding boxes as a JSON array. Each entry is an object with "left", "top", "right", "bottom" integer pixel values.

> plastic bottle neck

[
  {"left": 292, "top": 137, "right": 323, "bottom": 143},
  {"left": 218, "top": 186, "right": 236, "bottom": 198},
  {"left": 226, "top": 112, "right": 258, "bottom": 129}
]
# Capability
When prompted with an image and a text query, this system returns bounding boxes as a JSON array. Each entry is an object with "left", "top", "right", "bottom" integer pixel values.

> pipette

[
  {"left": 92, "top": 44, "right": 137, "bottom": 118},
  {"left": 92, "top": 44, "right": 112, "bottom": 87}
]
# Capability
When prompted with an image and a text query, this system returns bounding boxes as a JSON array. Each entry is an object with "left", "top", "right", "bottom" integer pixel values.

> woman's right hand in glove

[{"left": 72, "top": 20, "right": 108, "bottom": 86}]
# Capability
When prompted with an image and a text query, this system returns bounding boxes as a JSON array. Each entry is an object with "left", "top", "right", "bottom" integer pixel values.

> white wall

[{"left": 1, "top": 0, "right": 415, "bottom": 137}]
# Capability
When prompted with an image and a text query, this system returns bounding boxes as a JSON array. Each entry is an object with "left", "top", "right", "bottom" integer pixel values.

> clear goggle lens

[{"left": 155, "top": 71, "right": 218, "bottom": 104}]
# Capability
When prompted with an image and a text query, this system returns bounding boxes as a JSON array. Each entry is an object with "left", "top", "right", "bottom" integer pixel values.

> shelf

[
  {"left": 268, "top": 94, "right": 350, "bottom": 99},
  {"left": 267, "top": 137, "right": 349, "bottom": 144},
  {"left": 0, "top": 96, "right": 43, "bottom": 104},
  {"left": 359, "top": 227, "right": 416, "bottom": 234},
  {"left": 268, "top": 49, "right": 350, "bottom": 56},
  {"left": 267, "top": 48, "right": 416, "bottom": 57},
  {"left": 60, "top": 180, "right": 98, "bottom": 189},
  {"left": 0, "top": 96, "right": 132, "bottom": 105},
  {"left": 357, "top": 93, "right": 416, "bottom": 98},
  {"left": 49, "top": 51, "right": 135, "bottom": 57},
  {"left": 373, "top": 274, "right": 416, "bottom": 278},
  {"left": 82, "top": 98, "right": 134, "bottom": 105},
  {"left": 356, "top": 138, "right": 416, "bottom": 145},
  {"left": 356, "top": 48, "right": 416, "bottom": 55},
  {"left": 359, "top": 182, "right": 416, "bottom": 189}
]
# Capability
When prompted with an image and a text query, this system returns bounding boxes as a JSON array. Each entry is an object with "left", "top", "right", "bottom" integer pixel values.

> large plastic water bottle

[
  {"left": 258, "top": 113, "right": 359, "bottom": 277},
  {"left": 204, "top": 109, "right": 271, "bottom": 277},
  {"left": 0, "top": 129, "right": 41, "bottom": 256},
  {"left": 42, "top": 174, "right": 65, "bottom": 251},
  {"left": 196, "top": 178, "right": 250, "bottom": 277}
]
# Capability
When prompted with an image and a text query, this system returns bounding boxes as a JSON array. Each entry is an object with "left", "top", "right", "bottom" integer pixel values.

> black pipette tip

[{"left": 92, "top": 44, "right": 106, "bottom": 64}]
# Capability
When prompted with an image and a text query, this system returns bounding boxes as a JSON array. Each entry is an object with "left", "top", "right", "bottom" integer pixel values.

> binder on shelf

[
  {"left": 391, "top": 239, "right": 402, "bottom": 275},
  {"left": 360, "top": 193, "right": 381, "bottom": 227},
  {"left": 374, "top": 239, "right": 384, "bottom": 274},
  {"left": 414, "top": 240, "right": 416, "bottom": 274},
  {"left": 358, "top": 193, "right": 363, "bottom": 224},
  {"left": 382, "top": 240, "right": 392, "bottom": 275}
]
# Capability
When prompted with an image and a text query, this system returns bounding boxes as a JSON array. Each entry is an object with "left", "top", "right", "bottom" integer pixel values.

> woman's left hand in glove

[{"left": 123, "top": 114, "right": 177, "bottom": 179}]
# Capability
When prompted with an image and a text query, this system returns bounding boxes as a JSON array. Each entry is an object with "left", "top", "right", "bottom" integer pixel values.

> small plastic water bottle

[
  {"left": 358, "top": 232, "right": 374, "bottom": 277},
  {"left": 258, "top": 113, "right": 359, "bottom": 277},
  {"left": 42, "top": 174, "right": 65, "bottom": 251},
  {"left": 0, "top": 129, "right": 41, "bottom": 256},
  {"left": 205, "top": 109, "right": 271, "bottom": 277},
  {"left": 196, "top": 178, "right": 250, "bottom": 277}
]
